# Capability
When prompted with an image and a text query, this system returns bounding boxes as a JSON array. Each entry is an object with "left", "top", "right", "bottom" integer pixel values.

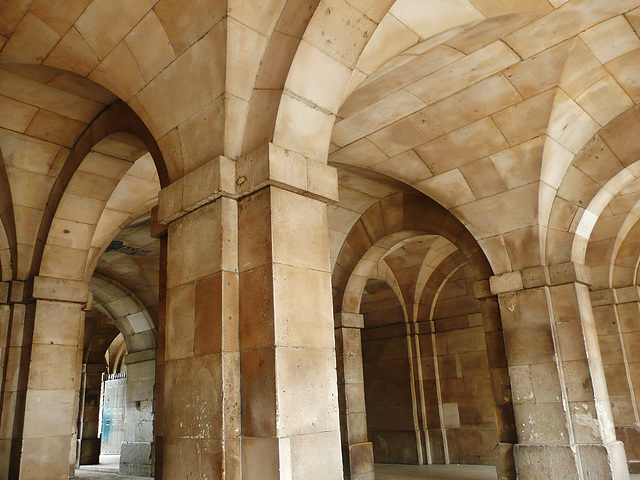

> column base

[
  {"left": 494, "top": 443, "right": 516, "bottom": 480},
  {"left": 120, "top": 442, "right": 154, "bottom": 477},
  {"left": 616, "top": 426, "right": 640, "bottom": 473},
  {"left": 514, "top": 443, "right": 629, "bottom": 480},
  {"left": 77, "top": 438, "right": 100, "bottom": 465},
  {"left": 342, "top": 442, "right": 374, "bottom": 480}
]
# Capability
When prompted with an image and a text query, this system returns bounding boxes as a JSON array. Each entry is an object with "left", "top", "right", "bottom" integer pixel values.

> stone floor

[
  {"left": 375, "top": 463, "right": 497, "bottom": 479},
  {"left": 74, "top": 460, "right": 640, "bottom": 480},
  {"left": 75, "top": 455, "right": 148, "bottom": 480}
]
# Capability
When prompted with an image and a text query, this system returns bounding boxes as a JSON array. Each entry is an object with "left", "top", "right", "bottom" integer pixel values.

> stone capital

[
  {"left": 124, "top": 348, "right": 155, "bottom": 365},
  {"left": 590, "top": 285, "right": 640, "bottom": 306},
  {"left": 158, "top": 155, "right": 236, "bottom": 224},
  {"left": 32, "top": 276, "right": 90, "bottom": 305},
  {"left": 157, "top": 144, "right": 339, "bottom": 225},
  {"left": 335, "top": 312, "right": 364, "bottom": 328},
  {"left": 489, "top": 262, "right": 591, "bottom": 295},
  {"left": 235, "top": 142, "right": 338, "bottom": 204}
]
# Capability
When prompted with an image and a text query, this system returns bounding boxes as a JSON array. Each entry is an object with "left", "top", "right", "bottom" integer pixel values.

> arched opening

[
  {"left": 0, "top": 63, "right": 166, "bottom": 479},
  {"left": 361, "top": 277, "right": 416, "bottom": 464},
  {"left": 333, "top": 187, "right": 514, "bottom": 479}
]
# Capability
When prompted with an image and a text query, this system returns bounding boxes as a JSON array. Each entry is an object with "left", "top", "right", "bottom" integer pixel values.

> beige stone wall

[
  {"left": 361, "top": 279, "right": 418, "bottom": 464},
  {"left": 429, "top": 265, "right": 497, "bottom": 465}
]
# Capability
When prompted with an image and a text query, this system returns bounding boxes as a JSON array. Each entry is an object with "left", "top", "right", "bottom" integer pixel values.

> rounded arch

[
  {"left": 333, "top": 190, "right": 493, "bottom": 313},
  {"left": 38, "top": 135, "right": 161, "bottom": 282},
  {"left": 91, "top": 273, "right": 156, "bottom": 353},
  {"left": 32, "top": 98, "right": 166, "bottom": 283}
]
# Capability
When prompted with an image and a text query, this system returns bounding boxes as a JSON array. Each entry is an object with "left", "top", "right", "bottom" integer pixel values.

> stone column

[
  {"left": 156, "top": 144, "right": 343, "bottom": 479},
  {"left": 77, "top": 363, "right": 104, "bottom": 466},
  {"left": 591, "top": 287, "right": 640, "bottom": 473},
  {"left": 156, "top": 156, "right": 240, "bottom": 480},
  {"left": 0, "top": 277, "right": 88, "bottom": 480},
  {"left": 0, "top": 280, "right": 21, "bottom": 479},
  {"left": 236, "top": 144, "right": 342, "bottom": 480},
  {"left": 491, "top": 262, "right": 629, "bottom": 479},
  {"left": 473, "top": 283, "right": 517, "bottom": 480},
  {"left": 120, "top": 349, "right": 155, "bottom": 476},
  {"left": 335, "top": 312, "right": 374, "bottom": 480},
  {"left": 150, "top": 207, "right": 166, "bottom": 480}
]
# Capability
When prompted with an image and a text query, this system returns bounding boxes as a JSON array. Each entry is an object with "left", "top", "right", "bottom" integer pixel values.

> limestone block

[
  {"left": 28, "top": 344, "right": 79, "bottom": 390},
  {"left": 615, "top": 286, "right": 640, "bottom": 304},
  {"left": 289, "top": 430, "right": 342, "bottom": 480},
  {"left": 20, "top": 436, "right": 71, "bottom": 480},
  {"left": 503, "top": 326, "right": 555, "bottom": 366},
  {"left": 276, "top": 347, "right": 340, "bottom": 436},
  {"left": 125, "top": 11, "right": 175, "bottom": 80},
  {"left": 370, "top": 430, "right": 419, "bottom": 464},
  {"left": 576, "top": 75, "right": 633, "bottom": 127},
  {"left": 591, "top": 288, "right": 616, "bottom": 306},
  {"left": 273, "top": 92, "right": 336, "bottom": 162},
  {"left": 335, "top": 313, "right": 365, "bottom": 328},
  {"left": 9, "top": 280, "right": 27, "bottom": 304},
  {"left": 163, "top": 354, "right": 223, "bottom": 439},
  {"left": 165, "top": 283, "right": 195, "bottom": 361},
  {"left": 271, "top": 188, "right": 331, "bottom": 272},
  {"left": 241, "top": 437, "right": 289, "bottom": 480},
  {"left": 23, "top": 389, "right": 76, "bottom": 438},
  {"left": 345, "top": 411, "right": 368, "bottom": 444},
  {"left": 490, "top": 272, "right": 523, "bottom": 295},
  {"left": 345, "top": 441, "right": 374, "bottom": 476},
  {"left": 162, "top": 437, "right": 222, "bottom": 480},
  {"left": 236, "top": 143, "right": 339, "bottom": 203},
  {"left": 513, "top": 403, "right": 569, "bottom": 445}
]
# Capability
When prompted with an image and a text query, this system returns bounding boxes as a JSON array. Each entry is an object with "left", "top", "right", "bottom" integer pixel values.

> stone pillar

[
  {"left": 591, "top": 286, "right": 640, "bottom": 473},
  {"left": 0, "top": 277, "right": 88, "bottom": 480},
  {"left": 156, "top": 156, "right": 240, "bottom": 480},
  {"left": 237, "top": 143, "right": 342, "bottom": 480},
  {"left": 156, "top": 144, "right": 343, "bottom": 479},
  {"left": 335, "top": 312, "right": 374, "bottom": 480},
  {"left": 77, "top": 363, "right": 104, "bottom": 466},
  {"left": 120, "top": 349, "right": 155, "bottom": 476},
  {"left": 491, "top": 263, "right": 629, "bottom": 480},
  {"left": 473, "top": 283, "right": 517, "bottom": 480},
  {"left": 152, "top": 216, "right": 166, "bottom": 480},
  {"left": 0, "top": 280, "right": 21, "bottom": 479}
]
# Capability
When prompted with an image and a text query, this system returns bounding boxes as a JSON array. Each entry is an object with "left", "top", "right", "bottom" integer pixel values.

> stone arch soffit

[
  {"left": 541, "top": 42, "right": 640, "bottom": 264},
  {"left": 343, "top": 248, "right": 408, "bottom": 315},
  {"left": 584, "top": 192, "right": 640, "bottom": 289},
  {"left": 0, "top": 148, "right": 16, "bottom": 281},
  {"left": 333, "top": 190, "right": 492, "bottom": 298},
  {"left": 610, "top": 213, "right": 640, "bottom": 289},
  {"left": 34, "top": 103, "right": 165, "bottom": 280},
  {"left": 416, "top": 250, "right": 469, "bottom": 322},
  {"left": 571, "top": 157, "right": 640, "bottom": 266},
  {"left": 412, "top": 236, "right": 458, "bottom": 320},
  {"left": 426, "top": 260, "right": 468, "bottom": 323},
  {"left": 91, "top": 273, "right": 156, "bottom": 354},
  {"left": 84, "top": 311, "right": 121, "bottom": 365},
  {"left": 272, "top": 6, "right": 552, "bottom": 162},
  {"left": 84, "top": 205, "right": 156, "bottom": 283}
]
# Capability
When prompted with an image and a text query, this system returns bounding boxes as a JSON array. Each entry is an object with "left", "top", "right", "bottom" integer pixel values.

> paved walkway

[
  {"left": 75, "top": 460, "right": 640, "bottom": 480},
  {"left": 75, "top": 455, "right": 148, "bottom": 480},
  {"left": 376, "top": 464, "right": 640, "bottom": 480},
  {"left": 376, "top": 464, "right": 497, "bottom": 479}
]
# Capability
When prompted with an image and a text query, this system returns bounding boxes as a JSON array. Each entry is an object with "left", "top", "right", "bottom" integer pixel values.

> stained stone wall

[
  {"left": 361, "top": 279, "right": 418, "bottom": 464},
  {"left": 428, "top": 265, "right": 497, "bottom": 466},
  {"left": 120, "top": 350, "right": 155, "bottom": 477}
]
